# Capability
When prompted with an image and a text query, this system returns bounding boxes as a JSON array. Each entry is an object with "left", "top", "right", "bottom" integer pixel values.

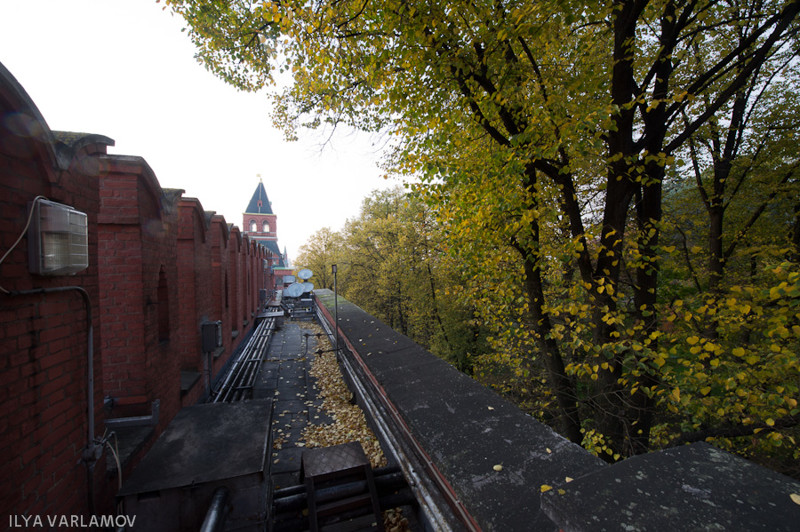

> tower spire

[{"left": 244, "top": 180, "right": 272, "bottom": 215}]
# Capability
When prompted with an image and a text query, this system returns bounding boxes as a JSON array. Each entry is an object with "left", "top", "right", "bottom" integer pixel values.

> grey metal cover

[
  {"left": 118, "top": 400, "right": 272, "bottom": 495},
  {"left": 297, "top": 268, "right": 313, "bottom": 280}
]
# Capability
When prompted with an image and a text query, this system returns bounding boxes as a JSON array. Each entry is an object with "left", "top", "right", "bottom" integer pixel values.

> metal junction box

[{"left": 201, "top": 320, "right": 222, "bottom": 352}]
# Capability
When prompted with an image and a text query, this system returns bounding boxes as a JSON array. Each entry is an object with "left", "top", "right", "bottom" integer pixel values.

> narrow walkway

[{"left": 252, "top": 319, "right": 333, "bottom": 491}]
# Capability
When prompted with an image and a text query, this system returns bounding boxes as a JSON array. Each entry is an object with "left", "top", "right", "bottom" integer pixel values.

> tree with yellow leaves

[{"left": 164, "top": 0, "right": 800, "bottom": 466}]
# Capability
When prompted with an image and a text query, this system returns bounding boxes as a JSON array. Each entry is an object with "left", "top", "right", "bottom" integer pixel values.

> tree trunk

[
  {"left": 516, "top": 164, "right": 583, "bottom": 444},
  {"left": 516, "top": 238, "right": 583, "bottom": 444}
]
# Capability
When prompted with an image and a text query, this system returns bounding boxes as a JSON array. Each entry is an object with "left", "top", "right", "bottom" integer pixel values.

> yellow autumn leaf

[
  {"left": 766, "top": 418, "right": 775, "bottom": 427},
  {"left": 540, "top": 484, "right": 553, "bottom": 493},
  {"left": 493, "top": 464, "right": 503, "bottom": 472},
  {"left": 732, "top": 347, "right": 745, "bottom": 357},
  {"left": 791, "top": 493, "right": 800, "bottom": 505}
]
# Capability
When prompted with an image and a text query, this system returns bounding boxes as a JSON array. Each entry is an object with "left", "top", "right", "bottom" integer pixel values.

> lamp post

[{"left": 332, "top": 263, "right": 338, "bottom": 354}]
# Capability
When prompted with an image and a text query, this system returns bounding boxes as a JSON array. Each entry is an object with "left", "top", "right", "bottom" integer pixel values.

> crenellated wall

[{"left": 0, "top": 61, "right": 271, "bottom": 518}]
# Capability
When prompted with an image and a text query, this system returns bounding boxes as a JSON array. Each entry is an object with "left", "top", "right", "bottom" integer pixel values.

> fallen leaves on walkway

[
  {"left": 384, "top": 508, "right": 410, "bottom": 532},
  {"left": 299, "top": 322, "right": 387, "bottom": 468}
]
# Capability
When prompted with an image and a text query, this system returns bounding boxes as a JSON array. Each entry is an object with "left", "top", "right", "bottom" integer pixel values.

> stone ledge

[{"left": 541, "top": 441, "right": 800, "bottom": 531}]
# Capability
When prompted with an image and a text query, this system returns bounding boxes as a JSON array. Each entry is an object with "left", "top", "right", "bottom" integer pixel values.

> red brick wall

[
  {"left": 97, "top": 160, "right": 152, "bottom": 411},
  {"left": 97, "top": 224, "right": 146, "bottom": 400},
  {"left": 177, "top": 199, "right": 210, "bottom": 406},
  {"left": 209, "top": 216, "right": 232, "bottom": 379},
  {"left": 1, "top": 66, "right": 271, "bottom": 519},
  {"left": 241, "top": 237, "right": 250, "bottom": 326},
  {"left": 1, "top": 68, "right": 110, "bottom": 518},
  {"left": 97, "top": 158, "right": 191, "bottom": 442}
]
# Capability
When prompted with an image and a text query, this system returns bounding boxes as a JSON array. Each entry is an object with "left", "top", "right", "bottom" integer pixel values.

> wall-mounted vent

[{"left": 27, "top": 199, "right": 88, "bottom": 276}]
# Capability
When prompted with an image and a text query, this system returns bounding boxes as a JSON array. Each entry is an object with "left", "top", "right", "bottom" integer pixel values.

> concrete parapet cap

[{"left": 541, "top": 441, "right": 800, "bottom": 531}]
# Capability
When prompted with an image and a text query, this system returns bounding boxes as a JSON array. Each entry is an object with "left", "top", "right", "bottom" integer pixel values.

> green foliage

[
  {"left": 168, "top": 0, "right": 800, "bottom": 474},
  {"left": 295, "top": 188, "right": 489, "bottom": 372},
  {"left": 294, "top": 227, "right": 344, "bottom": 290}
]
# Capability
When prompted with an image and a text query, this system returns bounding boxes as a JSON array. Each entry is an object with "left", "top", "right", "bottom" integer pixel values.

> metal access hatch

[{"left": 118, "top": 400, "right": 273, "bottom": 531}]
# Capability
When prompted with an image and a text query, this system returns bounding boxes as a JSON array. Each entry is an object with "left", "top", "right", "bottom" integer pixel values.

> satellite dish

[
  {"left": 283, "top": 275, "right": 296, "bottom": 284},
  {"left": 297, "top": 268, "right": 313, "bottom": 280},
  {"left": 285, "top": 283, "right": 304, "bottom": 298},
  {"left": 301, "top": 282, "right": 314, "bottom": 293}
]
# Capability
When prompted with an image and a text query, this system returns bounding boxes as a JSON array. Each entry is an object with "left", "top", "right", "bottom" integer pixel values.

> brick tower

[{"left": 244, "top": 179, "right": 286, "bottom": 271}]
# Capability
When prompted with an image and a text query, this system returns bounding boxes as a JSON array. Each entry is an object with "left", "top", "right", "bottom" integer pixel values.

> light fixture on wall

[{"left": 27, "top": 198, "right": 88, "bottom": 276}]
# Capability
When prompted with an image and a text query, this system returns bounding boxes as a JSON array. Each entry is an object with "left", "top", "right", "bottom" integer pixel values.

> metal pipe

[
  {"left": 273, "top": 471, "right": 409, "bottom": 512},
  {"left": 213, "top": 317, "right": 275, "bottom": 402},
  {"left": 273, "top": 492, "right": 416, "bottom": 532},
  {"left": 273, "top": 465, "right": 403, "bottom": 499},
  {"left": 199, "top": 486, "right": 230, "bottom": 532},
  {"left": 212, "top": 319, "right": 265, "bottom": 402}
]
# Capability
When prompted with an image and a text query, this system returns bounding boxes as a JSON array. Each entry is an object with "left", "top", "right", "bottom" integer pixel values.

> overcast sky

[{"left": 0, "top": 0, "right": 398, "bottom": 260}]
